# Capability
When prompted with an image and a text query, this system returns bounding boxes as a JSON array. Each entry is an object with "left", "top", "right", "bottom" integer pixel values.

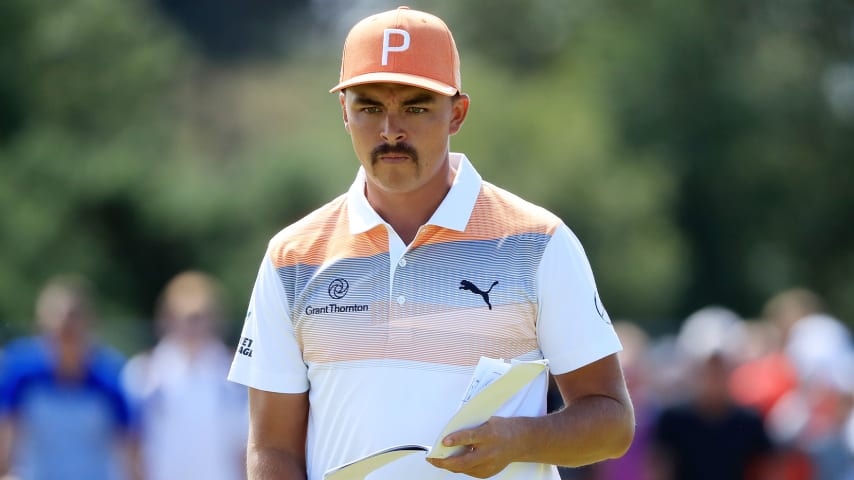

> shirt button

[
  {"left": 398, "top": 258, "right": 407, "bottom": 267},
  {"left": 397, "top": 295, "right": 406, "bottom": 305}
]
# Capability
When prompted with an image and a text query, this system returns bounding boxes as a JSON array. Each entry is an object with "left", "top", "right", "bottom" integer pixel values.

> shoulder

[
  {"left": 87, "top": 344, "right": 128, "bottom": 388},
  {"left": 267, "top": 193, "right": 350, "bottom": 268},
  {"left": 0, "top": 338, "right": 52, "bottom": 410},
  {"left": 474, "top": 181, "right": 563, "bottom": 236},
  {"left": 269, "top": 193, "right": 349, "bottom": 245},
  {"left": 652, "top": 403, "right": 702, "bottom": 443},
  {"left": 120, "top": 350, "right": 152, "bottom": 397},
  {"left": 1, "top": 337, "right": 50, "bottom": 379},
  {"left": 2, "top": 336, "right": 47, "bottom": 356},
  {"left": 90, "top": 343, "right": 127, "bottom": 369},
  {"left": 656, "top": 403, "right": 697, "bottom": 425},
  {"left": 730, "top": 405, "right": 765, "bottom": 426}
]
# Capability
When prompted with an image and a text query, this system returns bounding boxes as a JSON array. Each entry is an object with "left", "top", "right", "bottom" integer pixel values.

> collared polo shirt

[{"left": 228, "top": 153, "right": 622, "bottom": 480}]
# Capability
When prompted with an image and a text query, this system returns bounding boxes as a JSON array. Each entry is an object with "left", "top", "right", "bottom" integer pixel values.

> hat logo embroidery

[{"left": 382, "top": 28, "right": 410, "bottom": 65}]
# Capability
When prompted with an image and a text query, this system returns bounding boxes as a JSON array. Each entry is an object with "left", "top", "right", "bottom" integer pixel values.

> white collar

[{"left": 346, "top": 152, "right": 482, "bottom": 235}]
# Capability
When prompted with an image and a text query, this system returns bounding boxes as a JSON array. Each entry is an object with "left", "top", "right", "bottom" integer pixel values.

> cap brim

[{"left": 330, "top": 72, "right": 458, "bottom": 96}]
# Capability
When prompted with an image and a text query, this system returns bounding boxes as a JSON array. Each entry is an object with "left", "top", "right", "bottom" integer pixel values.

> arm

[
  {"left": 428, "top": 353, "right": 635, "bottom": 478},
  {"left": 0, "top": 417, "right": 15, "bottom": 479},
  {"left": 121, "top": 433, "right": 144, "bottom": 480},
  {"left": 247, "top": 388, "right": 309, "bottom": 480}
]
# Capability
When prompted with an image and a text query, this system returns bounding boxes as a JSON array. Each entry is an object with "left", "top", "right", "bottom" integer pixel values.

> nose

[{"left": 380, "top": 113, "right": 406, "bottom": 144}]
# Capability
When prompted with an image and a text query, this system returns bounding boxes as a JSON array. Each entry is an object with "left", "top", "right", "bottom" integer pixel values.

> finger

[
  {"left": 432, "top": 452, "right": 505, "bottom": 480},
  {"left": 426, "top": 445, "right": 479, "bottom": 472},
  {"left": 442, "top": 425, "right": 482, "bottom": 447}
]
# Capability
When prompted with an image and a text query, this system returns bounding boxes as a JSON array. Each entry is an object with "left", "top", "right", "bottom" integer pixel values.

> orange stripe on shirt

[
  {"left": 413, "top": 183, "right": 561, "bottom": 248},
  {"left": 269, "top": 195, "right": 389, "bottom": 268},
  {"left": 270, "top": 181, "right": 561, "bottom": 268},
  {"left": 300, "top": 302, "right": 538, "bottom": 367}
]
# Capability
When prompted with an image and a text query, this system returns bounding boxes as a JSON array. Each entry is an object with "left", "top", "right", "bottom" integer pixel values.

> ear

[
  {"left": 448, "top": 93, "right": 470, "bottom": 136},
  {"left": 339, "top": 92, "right": 351, "bottom": 133}
]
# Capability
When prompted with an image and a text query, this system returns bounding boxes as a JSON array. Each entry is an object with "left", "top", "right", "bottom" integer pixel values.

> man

[
  {"left": 0, "top": 275, "right": 140, "bottom": 480},
  {"left": 122, "top": 271, "right": 247, "bottom": 480},
  {"left": 228, "top": 6, "right": 634, "bottom": 480},
  {"left": 652, "top": 307, "right": 773, "bottom": 480}
]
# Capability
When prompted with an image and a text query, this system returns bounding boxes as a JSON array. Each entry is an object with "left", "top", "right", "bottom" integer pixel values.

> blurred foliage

[
  {"left": 154, "top": 0, "right": 311, "bottom": 61},
  {"left": 1, "top": 0, "right": 852, "bottom": 350}
]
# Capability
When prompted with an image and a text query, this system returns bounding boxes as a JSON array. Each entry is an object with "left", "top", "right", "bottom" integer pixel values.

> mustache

[{"left": 371, "top": 142, "right": 418, "bottom": 164}]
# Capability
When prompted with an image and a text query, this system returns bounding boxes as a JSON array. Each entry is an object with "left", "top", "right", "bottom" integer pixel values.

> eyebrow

[
  {"left": 401, "top": 93, "right": 436, "bottom": 106},
  {"left": 352, "top": 95, "right": 383, "bottom": 106},
  {"left": 351, "top": 92, "right": 437, "bottom": 107}
]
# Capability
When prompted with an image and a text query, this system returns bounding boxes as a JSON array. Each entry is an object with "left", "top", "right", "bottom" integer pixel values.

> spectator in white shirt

[{"left": 123, "top": 271, "right": 248, "bottom": 480}]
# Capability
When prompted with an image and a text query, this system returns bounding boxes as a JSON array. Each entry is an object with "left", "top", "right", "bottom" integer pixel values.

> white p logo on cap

[
  {"left": 329, "top": 7, "right": 461, "bottom": 96},
  {"left": 381, "top": 28, "right": 410, "bottom": 66}
]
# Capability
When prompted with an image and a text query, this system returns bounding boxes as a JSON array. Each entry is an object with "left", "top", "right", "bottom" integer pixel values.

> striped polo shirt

[{"left": 228, "top": 153, "right": 622, "bottom": 480}]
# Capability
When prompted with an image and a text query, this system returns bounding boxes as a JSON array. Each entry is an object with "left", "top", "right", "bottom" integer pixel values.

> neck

[
  {"left": 170, "top": 334, "right": 214, "bottom": 361},
  {"left": 53, "top": 338, "right": 88, "bottom": 381},
  {"left": 366, "top": 161, "right": 454, "bottom": 245}
]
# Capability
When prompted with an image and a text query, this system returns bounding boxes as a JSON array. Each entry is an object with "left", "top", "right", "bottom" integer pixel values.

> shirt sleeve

[
  {"left": 536, "top": 223, "right": 622, "bottom": 375},
  {"left": 93, "top": 347, "right": 135, "bottom": 431},
  {"left": 0, "top": 338, "right": 42, "bottom": 416},
  {"left": 0, "top": 348, "right": 17, "bottom": 416},
  {"left": 227, "top": 250, "right": 309, "bottom": 393}
]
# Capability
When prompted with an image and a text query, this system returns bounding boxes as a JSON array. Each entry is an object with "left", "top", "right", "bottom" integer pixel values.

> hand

[{"left": 426, "top": 417, "right": 520, "bottom": 479}]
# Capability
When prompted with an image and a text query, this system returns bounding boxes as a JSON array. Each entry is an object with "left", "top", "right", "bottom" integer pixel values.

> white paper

[
  {"left": 322, "top": 357, "right": 548, "bottom": 479},
  {"left": 426, "top": 358, "right": 548, "bottom": 459},
  {"left": 458, "top": 357, "right": 511, "bottom": 406},
  {"left": 323, "top": 445, "right": 428, "bottom": 480}
]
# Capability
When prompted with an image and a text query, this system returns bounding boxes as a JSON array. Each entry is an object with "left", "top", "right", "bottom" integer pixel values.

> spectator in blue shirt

[{"left": 0, "top": 275, "right": 141, "bottom": 480}]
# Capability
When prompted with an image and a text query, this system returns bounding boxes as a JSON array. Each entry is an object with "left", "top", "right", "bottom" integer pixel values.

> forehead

[{"left": 345, "top": 83, "right": 444, "bottom": 103}]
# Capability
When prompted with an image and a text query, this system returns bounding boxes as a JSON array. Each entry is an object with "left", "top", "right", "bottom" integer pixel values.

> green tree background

[{"left": 1, "top": 0, "right": 852, "bottom": 351}]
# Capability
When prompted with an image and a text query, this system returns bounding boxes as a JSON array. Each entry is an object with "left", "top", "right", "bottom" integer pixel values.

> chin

[{"left": 369, "top": 172, "right": 421, "bottom": 193}]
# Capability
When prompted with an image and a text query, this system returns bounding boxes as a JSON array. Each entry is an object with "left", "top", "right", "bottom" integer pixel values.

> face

[
  {"left": 695, "top": 353, "right": 733, "bottom": 407},
  {"left": 341, "top": 83, "right": 469, "bottom": 197},
  {"left": 39, "top": 292, "right": 90, "bottom": 344},
  {"left": 38, "top": 291, "right": 91, "bottom": 377},
  {"left": 166, "top": 301, "right": 217, "bottom": 341}
]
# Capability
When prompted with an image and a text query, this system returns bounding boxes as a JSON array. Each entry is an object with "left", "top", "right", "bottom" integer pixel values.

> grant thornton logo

[
  {"left": 305, "top": 278, "right": 369, "bottom": 316},
  {"left": 328, "top": 278, "right": 349, "bottom": 299}
]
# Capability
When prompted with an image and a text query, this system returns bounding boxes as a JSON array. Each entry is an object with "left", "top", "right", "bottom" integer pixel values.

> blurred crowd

[
  {"left": 0, "top": 272, "right": 247, "bottom": 480},
  {"left": 1, "top": 273, "right": 852, "bottom": 480},
  {"left": 564, "top": 288, "right": 854, "bottom": 480}
]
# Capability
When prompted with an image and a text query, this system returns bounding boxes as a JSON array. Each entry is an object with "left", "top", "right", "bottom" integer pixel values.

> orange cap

[{"left": 329, "top": 6, "right": 461, "bottom": 96}]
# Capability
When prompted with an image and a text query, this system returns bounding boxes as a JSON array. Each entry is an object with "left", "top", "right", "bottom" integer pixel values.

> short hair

[
  {"left": 155, "top": 270, "right": 223, "bottom": 324},
  {"left": 762, "top": 287, "right": 824, "bottom": 329},
  {"left": 35, "top": 274, "right": 96, "bottom": 330}
]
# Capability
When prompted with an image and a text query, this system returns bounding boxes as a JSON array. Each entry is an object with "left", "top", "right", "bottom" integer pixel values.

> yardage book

[{"left": 323, "top": 357, "right": 549, "bottom": 480}]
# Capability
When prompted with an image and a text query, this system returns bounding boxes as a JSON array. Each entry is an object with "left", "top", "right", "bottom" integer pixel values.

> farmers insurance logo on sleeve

[
  {"left": 304, "top": 278, "right": 370, "bottom": 316},
  {"left": 238, "top": 336, "right": 253, "bottom": 357},
  {"left": 237, "top": 310, "right": 254, "bottom": 357}
]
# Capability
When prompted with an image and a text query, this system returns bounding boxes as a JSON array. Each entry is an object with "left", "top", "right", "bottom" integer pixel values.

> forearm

[
  {"left": 122, "top": 434, "right": 144, "bottom": 480},
  {"left": 429, "top": 392, "right": 634, "bottom": 478},
  {"left": 246, "top": 389, "right": 309, "bottom": 480},
  {"left": 0, "top": 418, "right": 15, "bottom": 476},
  {"left": 247, "top": 444, "right": 307, "bottom": 480},
  {"left": 509, "top": 393, "right": 635, "bottom": 467}
]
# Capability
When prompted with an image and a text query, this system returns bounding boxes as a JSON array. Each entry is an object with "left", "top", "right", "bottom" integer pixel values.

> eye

[
  {"left": 362, "top": 106, "right": 383, "bottom": 114},
  {"left": 407, "top": 106, "right": 427, "bottom": 114}
]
